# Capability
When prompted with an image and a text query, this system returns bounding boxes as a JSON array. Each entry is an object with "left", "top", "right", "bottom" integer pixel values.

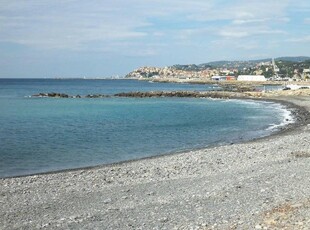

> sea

[{"left": 0, "top": 79, "right": 292, "bottom": 178}]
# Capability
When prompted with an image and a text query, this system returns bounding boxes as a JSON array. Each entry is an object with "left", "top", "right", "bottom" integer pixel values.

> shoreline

[
  {"left": 1, "top": 95, "right": 310, "bottom": 229},
  {"left": 1, "top": 96, "right": 308, "bottom": 180}
]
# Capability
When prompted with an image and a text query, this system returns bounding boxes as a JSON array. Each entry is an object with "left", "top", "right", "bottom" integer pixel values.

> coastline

[{"left": 1, "top": 95, "right": 310, "bottom": 229}]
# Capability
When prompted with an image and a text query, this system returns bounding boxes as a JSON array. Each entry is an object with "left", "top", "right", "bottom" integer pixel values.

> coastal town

[
  {"left": 126, "top": 57, "right": 310, "bottom": 82},
  {"left": 2, "top": 0, "right": 310, "bottom": 228}
]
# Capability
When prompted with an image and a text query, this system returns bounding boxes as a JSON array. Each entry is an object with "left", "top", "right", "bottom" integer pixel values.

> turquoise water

[{"left": 0, "top": 79, "right": 292, "bottom": 177}]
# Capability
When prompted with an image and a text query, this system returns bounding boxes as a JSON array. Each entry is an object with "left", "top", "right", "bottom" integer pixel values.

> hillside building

[
  {"left": 237, "top": 75, "right": 266, "bottom": 81},
  {"left": 212, "top": 76, "right": 236, "bottom": 81}
]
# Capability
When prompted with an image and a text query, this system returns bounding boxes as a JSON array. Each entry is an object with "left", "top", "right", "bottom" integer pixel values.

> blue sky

[{"left": 0, "top": 0, "right": 309, "bottom": 78}]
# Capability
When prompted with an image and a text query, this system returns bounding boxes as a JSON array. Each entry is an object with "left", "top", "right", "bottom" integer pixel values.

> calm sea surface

[{"left": 0, "top": 79, "right": 291, "bottom": 177}]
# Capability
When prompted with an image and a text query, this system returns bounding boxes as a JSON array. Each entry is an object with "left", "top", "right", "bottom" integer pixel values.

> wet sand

[{"left": 1, "top": 96, "right": 310, "bottom": 229}]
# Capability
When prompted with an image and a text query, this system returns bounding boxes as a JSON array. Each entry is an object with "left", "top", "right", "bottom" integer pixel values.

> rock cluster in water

[
  {"left": 32, "top": 92, "right": 71, "bottom": 98},
  {"left": 30, "top": 83, "right": 268, "bottom": 99},
  {"left": 31, "top": 91, "right": 249, "bottom": 99},
  {"left": 114, "top": 91, "right": 245, "bottom": 98},
  {"left": 32, "top": 93, "right": 110, "bottom": 98}
]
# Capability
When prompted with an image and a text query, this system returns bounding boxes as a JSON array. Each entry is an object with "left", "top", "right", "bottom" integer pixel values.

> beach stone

[
  {"left": 103, "top": 198, "right": 112, "bottom": 204},
  {"left": 255, "top": 224, "right": 263, "bottom": 229},
  {"left": 159, "top": 217, "right": 169, "bottom": 223},
  {"left": 147, "top": 191, "right": 156, "bottom": 196}
]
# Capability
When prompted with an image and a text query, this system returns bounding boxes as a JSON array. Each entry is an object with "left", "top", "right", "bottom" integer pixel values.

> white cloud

[
  {"left": 287, "top": 36, "right": 310, "bottom": 43},
  {"left": 0, "top": 1, "right": 151, "bottom": 50},
  {"left": 211, "top": 38, "right": 260, "bottom": 50},
  {"left": 219, "top": 30, "right": 249, "bottom": 38},
  {"left": 0, "top": 0, "right": 307, "bottom": 58},
  {"left": 236, "top": 42, "right": 259, "bottom": 50},
  {"left": 232, "top": 17, "right": 290, "bottom": 25},
  {"left": 218, "top": 26, "right": 286, "bottom": 39},
  {"left": 288, "top": 0, "right": 310, "bottom": 13},
  {"left": 187, "top": 0, "right": 290, "bottom": 22},
  {"left": 232, "top": 18, "right": 268, "bottom": 25}
]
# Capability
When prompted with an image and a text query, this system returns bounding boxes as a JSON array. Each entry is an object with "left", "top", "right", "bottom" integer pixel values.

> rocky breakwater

[
  {"left": 114, "top": 91, "right": 249, "bottom": 99},
  {"left": 32, "top": 92, "right": 71, "bottom": 98},
  {"left": 31, "top": 93, "right": 110, "bottom": 98},
  {"left": 31, "top": 91, "right": 266, "bottom": 99}
]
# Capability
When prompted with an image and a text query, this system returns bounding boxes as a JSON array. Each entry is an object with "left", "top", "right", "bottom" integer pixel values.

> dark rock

[
  {"left": 114, "top": 91, "right": 244, "bottom": 99},
  {"left": 85, "top": 94, "right": 108, "bottom": 98},
  {"left": 32, "top": 92, "right": 70, "bottom": 98}
]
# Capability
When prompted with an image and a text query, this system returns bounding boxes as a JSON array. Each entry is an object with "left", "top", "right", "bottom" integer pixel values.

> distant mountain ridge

[
  {"left": 275, "top": 56, "right": 310, "bottom": 62},
  {"left": 204, "top": 56, "right": 310, "bottom": 66},
  {"left": 173, "top": 56, "right": 310, "bottom": 70}
]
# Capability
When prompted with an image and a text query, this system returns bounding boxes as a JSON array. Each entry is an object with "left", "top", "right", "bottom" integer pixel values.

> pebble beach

[{"left": 1, "top": 95, "right": 310, "bottom": 229}]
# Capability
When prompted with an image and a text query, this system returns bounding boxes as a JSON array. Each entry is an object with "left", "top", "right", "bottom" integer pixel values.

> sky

[{"left": 0, "top": 0, "right": 309, "bottom": 78}]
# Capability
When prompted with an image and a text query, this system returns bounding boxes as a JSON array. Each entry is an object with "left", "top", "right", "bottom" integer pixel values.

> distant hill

[
  {"left": 275, "top": 56, "right": 310, "bottom": 62},
  {"left": 196, "top": 56, "right": 310, "bottom": 69},
  {"left": 198, "top": 60, "right": 265, "bottom": 70},
  {"left": 172, "top": 64, "right": 212, "bottom": 71}
]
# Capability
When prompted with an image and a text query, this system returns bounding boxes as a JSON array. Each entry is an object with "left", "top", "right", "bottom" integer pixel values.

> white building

[
  {"left": 303, "top": 69, "right": 310, "bottom": 79},
  {"left": 237, "top": 75, "right": 266, "bottom": 81},
  {"left": 211, "top": 76, "right": 227, "bottom": 81}
]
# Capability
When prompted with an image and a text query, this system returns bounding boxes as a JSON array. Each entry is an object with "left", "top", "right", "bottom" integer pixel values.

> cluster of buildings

[
  {"left": 211, "top": 75, "right": 266, "bottom": 81},
  {"left": 126, "top": 66, "right": 267, "bottom": 81},
  {"left": 126, "top": 60, "right": 310, "bottom": 82},
  {"left": 126, "top": 66, "right": 240, "bottom": 80},
  {"left": 126, "top": 66, "right": 219, "bottom": 79}
]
